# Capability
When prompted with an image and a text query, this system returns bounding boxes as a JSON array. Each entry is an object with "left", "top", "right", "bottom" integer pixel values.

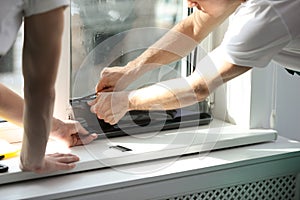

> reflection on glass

[{"left": 71, "top": 0, "right": 183, "bottom": 97}]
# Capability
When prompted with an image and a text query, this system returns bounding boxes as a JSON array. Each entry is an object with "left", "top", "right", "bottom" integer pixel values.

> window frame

[
  {"left": 0, "top": 2, "right": 254, "bottom": 139},
  {"left": 0, "top": 3, "right": 283, "bottom": 185},
  {"left": 55, "top": 2, "right": 254, "bottom": 128}
]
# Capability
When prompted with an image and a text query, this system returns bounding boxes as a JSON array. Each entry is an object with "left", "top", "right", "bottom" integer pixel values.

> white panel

[
  {"left": 275, "top": 67, "right": 300, "bottom": 141},
  {"left": 54, "top": 7, "right": 71, "bottom": 120},
  {"left": 0, "top": 119, "right": 277, "bottom": 185},
  {"left": 250, "top": 63, "right": 277, "bottom": 129},
  {"left": 250, "top": 62, "right": 300, "bottom": 141}
]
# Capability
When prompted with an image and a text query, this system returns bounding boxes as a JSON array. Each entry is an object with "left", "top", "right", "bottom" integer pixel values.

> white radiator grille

[{"left": 165, "top": 175, "right": 297, "bottom": 200}]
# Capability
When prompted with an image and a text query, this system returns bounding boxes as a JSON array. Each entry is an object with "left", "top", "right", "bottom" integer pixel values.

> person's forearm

[
  {"left": 128, "top": 75, "right": 205, "bottom": 111},
  {"left": 127, "top": 51, "right": 252, "bottom": 111},
  {"left": 124, "top": 15, "right": 198, "bottom": 77},
  {"left": 0, "top": 84, "right": 24, "bottom": 126},
  {"left": 0, "top": 84, "right": 63, "bottom": 130},
  {"left": 21, "top": 86, "right": 55, "bottom": 169},
  {"left": 20, "top": 7, "right": 64, "bottom": 171},
  {"left": 21, "top": 53, "right": 58, "bottom": 170},
  {"left": 124, "top": 10, "right": 230, "bottom": 77}
]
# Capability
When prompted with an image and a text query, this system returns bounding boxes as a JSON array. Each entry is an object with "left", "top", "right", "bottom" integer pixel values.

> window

[
  {"left": 0, "top": 26, "right": 24, "bottom": 123},
  {"left": 0, "top": 1, "right": 280, "bottom": 185},
  {"left": 0, "top": 1, "right": 250, "bottom": 136},
  {"left": 0, "top": 26, "right": 24, "bottom": 97},
  {"left": 69, "top": 0, "right": 220, "bottom": 137},
  {"left": 70, "top": 0, "right": 184, "bottom": 98},
  {"left": 0, "top": 1, "right": 230, "bottom": 127}
]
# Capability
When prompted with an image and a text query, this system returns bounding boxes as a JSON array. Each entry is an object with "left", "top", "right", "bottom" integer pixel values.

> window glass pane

[
  {"left": 71, "top": 0, "right": 183, "bottom": 98},
  {"left": 0, "top": 25, "right": 24, "bottom": 122},
  {"left": 0, "top": 25, "right": 24, "bottom": 96}
]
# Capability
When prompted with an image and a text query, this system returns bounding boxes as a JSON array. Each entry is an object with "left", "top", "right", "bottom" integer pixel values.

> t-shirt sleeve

[
  {"left": 23, "top": 0, "right": 69, "bottom": 17},
  {"left": 220, "top": 1, "right": 291, "bottom": 68}
]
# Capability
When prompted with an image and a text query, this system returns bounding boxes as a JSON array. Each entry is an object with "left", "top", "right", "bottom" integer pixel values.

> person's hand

[
  {"left": 88, "top": 91, "right": 130, "bottom": 125},
  {"left": 50, "top": 118, "right": 98, "bottom": 147},
  {"left": 20, "top": 153, "right": 79, "bottom": 174},
  {"left": 96, "top": 66, "right": 132, "bottom": 92}
]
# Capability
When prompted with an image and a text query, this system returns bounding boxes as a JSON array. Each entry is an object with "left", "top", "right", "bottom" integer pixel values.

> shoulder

[
  {"left": 232, "top": 0, "right": 300, "bottom": 38},
  {"left": 219, "top": 0, "right": 294, "bottom": 68},
  {"left": 224, "top": 0, "right": 291, "bottom": 49}
]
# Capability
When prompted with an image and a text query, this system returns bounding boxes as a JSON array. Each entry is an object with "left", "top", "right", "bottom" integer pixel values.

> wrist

[
  {"left": 51, "top": 117, "right": 62, "bottom": 131},
  {"left": 124, "top": 61, "right": 140, "bottom": 77},
  {"left": 125, "top": 60, "right": 150, "bottom": 78},
  {"left": 127, "top": 91, "right": 136, "bottom": 111},
  {"left": 19, "top": 154, "right": 44, "bottom": 173}
]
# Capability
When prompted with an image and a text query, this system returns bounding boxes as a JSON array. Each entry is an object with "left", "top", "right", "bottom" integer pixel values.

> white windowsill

[
  {"left": 0, "top": 133, "right": 299, "bottom": 199},
  {"left": 0, "top": 118, "right": 278, "bottom": 186}
]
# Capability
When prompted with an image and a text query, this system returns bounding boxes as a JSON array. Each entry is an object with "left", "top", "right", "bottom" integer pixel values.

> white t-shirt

[
  {"left": 220, "top": 0, "right": 300, "bottom": 71},
  {"left": 0, "top": 0, "right": 69, "bottom": 56}
]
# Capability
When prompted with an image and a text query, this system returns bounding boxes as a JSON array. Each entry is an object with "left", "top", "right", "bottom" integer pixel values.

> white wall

[
  {"left": 54, "top": 7, "right": 71, "bottom": 120},
  {"left": 275, "top": 66, "right": 300, "bottom": 141},
  {"left": 251, "top": 62, "right": 300, "bottom": 141}
]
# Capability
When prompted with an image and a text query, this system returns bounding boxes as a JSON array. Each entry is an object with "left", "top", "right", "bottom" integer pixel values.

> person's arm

[
  {"left": 20, "top": 7, "right": 79, "bottom": 173},
  {"left": 50, "top": 118, "right": 97, "bottom": 147},
  {"left": 128, "top": 62, "right": 251, "bottom": 111},
  {"left": 0, "top": 84, "right": 24, "bottom": 126},
  {"left": 90, "top": 52, "right": 251, "bottom": 125},
  {"left": 0, "top": 83, "right": 97, "bottom": 147},
  {"left": 96, "top": 3, "right": 239, "bottom": 92}
]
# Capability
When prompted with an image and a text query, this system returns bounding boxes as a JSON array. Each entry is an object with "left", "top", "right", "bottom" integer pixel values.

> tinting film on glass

[
  {"left": 70, "top": 0, "right": 212, "bottom": 138},
  {"left": 71, "top": 0, "right": 183, "bottom": 97}
]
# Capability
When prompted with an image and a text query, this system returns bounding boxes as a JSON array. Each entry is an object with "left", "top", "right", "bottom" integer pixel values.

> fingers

[
  {"left": 74, "top": 121, "right": 89, "bottom": 135},
  {"left": 87, "top": 97, "right": 97, "bottom": 106},
  {"left": 100, "top": 110, "right": 121, "bottom": 125},
  {"left": 100, "top": 87, "right": 114, "bottom": 92},
  {"left": 53, "top": 153, "right": 79, "bottom": 163},
  {"left": 89, "top": 94, "right": 104, "bottom": 115},
  {"left": 66, "top": 121, "right": 97, "bottom": 146},
  {"left": 100, "top": 67, "right": 108, "bottom": 78},
  {"left": 94, "top": 109, "right": 121, "bottom": 125},
  {"left": 71, "top": 133, "right": 98, "bottom": 146},
  {"left": 187, "top": 1, "right": 197, "bottom": 8},
  {"left": 96, "top": 67, "right": 124, "bottom": 92},
  {"left": 96, "top": 68, "right": 114, "bottom": 92},
  {"left": 96, "top": 77, "right": 109, "bottom": 93},
  {"left": 73, "top": 133, "right": 98, "bottom": 146},
  {"left": 88, "top": 92, "right": 128, "bottom": 125},
  {"left": 67, "top": 120, "right": 96, "bottom": 137},
  {"left": 51, "top": 119, "right": 97, "bottom": 147},
  {"left": 50, "top": 153, "right": 79, "bottom": 162},
  {"left": 89, "top": 100, "right": 112, "bottom": 124},
  {"left": 48, "top": 156, "right": 77, "bottom": 171},
  {"left": 33, "top": 153, "right": 80, "bottom": 174}
]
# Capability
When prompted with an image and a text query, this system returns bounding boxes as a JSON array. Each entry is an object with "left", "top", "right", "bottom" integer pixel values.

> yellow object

[
  {"left": 0, "top": 150, "right": 20, "bottom": 159},
  {"left": 0, "top": 139, "right": 20, "bottom": 159}
]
